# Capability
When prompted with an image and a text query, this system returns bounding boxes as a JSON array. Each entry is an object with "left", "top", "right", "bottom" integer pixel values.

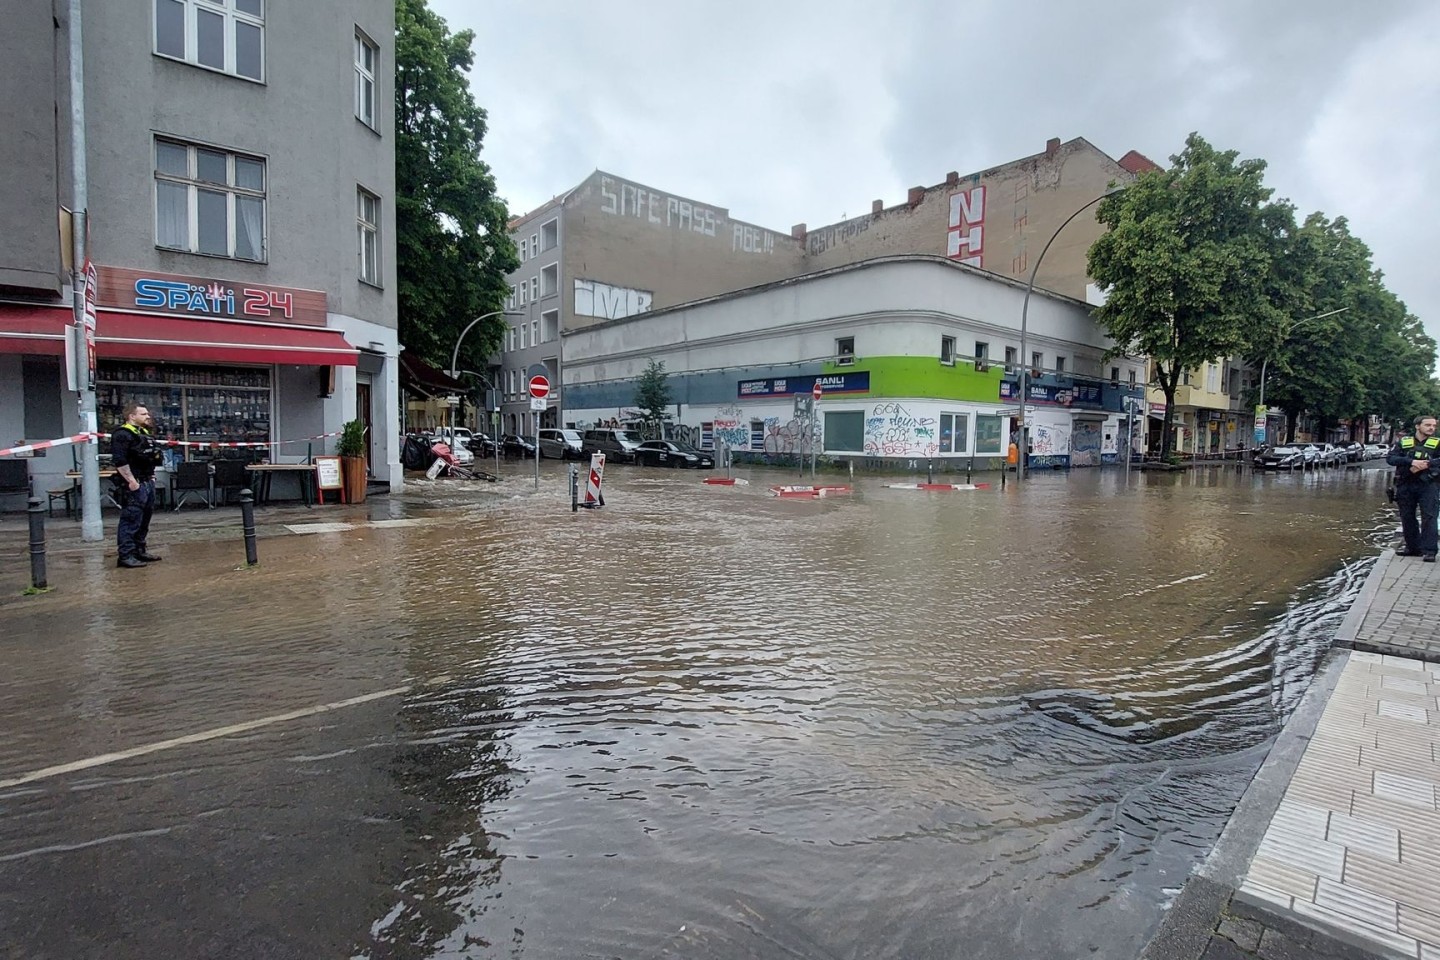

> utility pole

[{"left": 69, "top": 0, "right": 101, "bottom": 542}]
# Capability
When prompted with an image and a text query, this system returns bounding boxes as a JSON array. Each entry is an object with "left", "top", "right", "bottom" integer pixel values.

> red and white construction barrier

[
  {"left": 584, "top": 453, "right": 606, "bottom": 506},
  {"left": 0, "top": 433, "right": 97, "bottom": 459},
  {"left": 702, "top": 477, "right": 749, "bottom": 486},
  {"left": 769, "top": 484, "right": 852, "bottom": 499},
  {"left": 2, "top": 429, "right": 344, "bottom": 459},
  {"left": 885, "top": 482, "right": 992, "bottom": 491}
]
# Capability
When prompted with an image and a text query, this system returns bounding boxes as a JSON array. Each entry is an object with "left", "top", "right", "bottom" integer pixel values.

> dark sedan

[
  {"left": 1254, "top": 445, "right": 1305, "bottom": 469},
  {"left": 500, "top": 433, "right": 538, "bottom": 458},
  {"left": 634, "top": 440, "right": 715, "bottom": 468}
]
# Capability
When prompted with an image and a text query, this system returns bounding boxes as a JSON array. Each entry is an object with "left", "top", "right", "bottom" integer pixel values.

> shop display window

[{"left": 97, "top": 361, "right": 272, "bottom": 463}]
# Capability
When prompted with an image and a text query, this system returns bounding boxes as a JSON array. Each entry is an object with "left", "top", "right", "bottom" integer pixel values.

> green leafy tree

[
  {"left": 1088, "top": 133, "right": 1288, "bottom": 460},
  {"left": 396, "top": 0, "right": 518, "bottom": 371},
  {"left": 633, "top": 360, "right": 672, "bottom": 427}
]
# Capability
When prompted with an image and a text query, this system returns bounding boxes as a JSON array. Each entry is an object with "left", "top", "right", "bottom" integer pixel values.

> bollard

[
  {"left": 570, "top": 465, "right": 579, "bottom": 512},
  {"left": 239, "top": 487, "right": 258, "bottom": 566},
  {"left": 927, "top": 459, "right": 934, "bottom": 484},
  {"left": 27, "top": 497, "right": 47, "bottom": 590}
]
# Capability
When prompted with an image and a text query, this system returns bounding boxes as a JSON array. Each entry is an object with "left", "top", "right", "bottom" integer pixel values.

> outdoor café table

[
  {"left": 245, "top": 462, "right": 315, "bottom": 507},
  {"left": 65, "top": 468, "right": 123, "bottom": 511}
]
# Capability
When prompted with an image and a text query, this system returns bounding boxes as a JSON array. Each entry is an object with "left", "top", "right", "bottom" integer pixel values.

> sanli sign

[
  {"left": 737, "top": 371, "right": 869, "bottom": 398},
  {"left": 97, "top": 265, "right": 328, "bottom": 326}
]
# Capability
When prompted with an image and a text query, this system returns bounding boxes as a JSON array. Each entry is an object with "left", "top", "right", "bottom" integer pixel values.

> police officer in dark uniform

[
  {"left": 111, "top": 402, "right": 165, "bottom": 568},
  {"left": 1386, "top": 413, "right": 1440, "bottom": 561}
]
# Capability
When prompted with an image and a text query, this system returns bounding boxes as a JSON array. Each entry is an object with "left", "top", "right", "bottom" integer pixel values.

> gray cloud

[{"left": 436, "top": 0, "right": 1439, "bottom": 340}]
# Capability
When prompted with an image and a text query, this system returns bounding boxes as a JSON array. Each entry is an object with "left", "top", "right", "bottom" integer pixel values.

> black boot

[
  {"left": 135, "top": 551, "right": 162, "bottom": 562},
  {"left": 117, "top": 555, "right": 148, "bottom": 569}
]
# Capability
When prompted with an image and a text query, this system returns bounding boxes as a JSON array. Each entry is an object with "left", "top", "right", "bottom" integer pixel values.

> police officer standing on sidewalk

[
  {"left": 1386, "top": 413, "right": 1440, "bottom": 561},
  {"left": 111, "top": 403, "right": 165, "bottom": 569}
]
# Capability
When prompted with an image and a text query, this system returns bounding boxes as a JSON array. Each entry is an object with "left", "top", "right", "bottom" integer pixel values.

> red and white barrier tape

[{"left": 2, "top": 430, "right": 343, "bottom": 459}]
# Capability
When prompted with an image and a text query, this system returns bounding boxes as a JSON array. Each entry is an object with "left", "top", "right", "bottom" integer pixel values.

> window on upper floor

[
  {"left": 541, "top": 219, "right": 559, "bottom": 251},
  {"left": 519, "top": 324, "right": 527, "bottom": 350},
  {"left": 542, "top": 309, "right": 559, "bottom": 343},
  {"left": 357, "top": 188, "right": 380, "bottom": 286},
  {"left": 1004, "top": 346, "right": 1017, "bottom": 372},
  {"left": 530, "top": 233, "right": 538, "bottom": 257},
  {"left": 1111, "top": 366, "right": 1121, "bottom": 385},
  {"left": 155, "top": 0, "right": 264, "bottom": 82},
  {"left": 1054, "top": 355, "right": 1066, "bottom": 374},
  {"left": 1129, "top": 369, "right": 1138, "bottom": 387},
  {"left": 530, "top": 319, "right": 538, "bottom": 347},
  {"left": 354, "top": 29, "right": 378, "bottom": 130},
  {"left": 541, "top": 264, "right": 558, "bottom": 298},
  {"left": 155, "top": 137, "right": 266, "bottom": 261},
  {"left": 518, "top": 282, "right": 527, "bottom": 306},
  {"left": 836, "top": 336, "right": 855, "bottom": 365},
  {"left": 1206, "top": 364, "right": 1220, "bottom": 392},
  {"left": 529, "top": 276, "right": 539, "bottom": 302},
  {"left": 507, "top": 327, "right": 515, "bottom": 353},
  {"left": 1031, "top": 351, "right": 1043, "bottom": 374},
  {"left": 940, "top": 336, "right": 955, "bottom": 365},
  {"left": 518, "top": 237, "right": 528, "bottom": 262}
]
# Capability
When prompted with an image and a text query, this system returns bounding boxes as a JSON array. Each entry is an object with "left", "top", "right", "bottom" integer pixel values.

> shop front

[{"left": 0, "top": 265, "right": 398, "bottom": 501}]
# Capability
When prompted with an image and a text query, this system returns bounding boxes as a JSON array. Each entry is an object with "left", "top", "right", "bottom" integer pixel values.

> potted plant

[{"left": 336, "top": 419, "right": 368, "bottom": 503}]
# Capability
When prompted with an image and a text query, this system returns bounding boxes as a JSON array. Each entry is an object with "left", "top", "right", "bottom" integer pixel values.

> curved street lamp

[
  {"left": 1017, "top": 187, "right": 1125, "bottom": 482},
  {"left": 447, "top": 309, "right": 523, "bottom": 443},
  {"left": 1256, "top": 307, "right": 1350, "bottom": 443}
]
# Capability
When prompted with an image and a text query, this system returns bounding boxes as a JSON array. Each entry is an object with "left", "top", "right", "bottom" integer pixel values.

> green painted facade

[{"left": 821, "top": 356, "right": 1003, "bottom": 402}]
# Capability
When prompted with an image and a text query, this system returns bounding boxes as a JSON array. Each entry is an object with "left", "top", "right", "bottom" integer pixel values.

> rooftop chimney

[
  {"left": 871, "top": 199, "right": 884, "bottom": 214},
  {"left": 945, "top": 171, "right": 959, "bottom": 187},
  {"left": 791, "top": 223, "right": 807, "bottom": 241},
  {"left": 907, "top": 186, "right": 925, "bottom": 207},
  {"left": 1046, "top": 137, "right": 1061, "bottom": 157}
]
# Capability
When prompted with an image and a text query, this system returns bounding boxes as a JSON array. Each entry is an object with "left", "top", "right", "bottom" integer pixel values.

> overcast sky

[{"left": 434, "top": 0, "right": 1440, "bottom": 342}]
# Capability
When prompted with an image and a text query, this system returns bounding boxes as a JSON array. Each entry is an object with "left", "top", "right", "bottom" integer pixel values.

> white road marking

[{"left": 0, "top": 686, "right": 410, "bottom": 790}]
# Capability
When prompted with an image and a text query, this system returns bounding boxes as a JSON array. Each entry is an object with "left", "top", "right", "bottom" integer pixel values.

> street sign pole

[
  {"left": 811, "top": 381, "right": 822, "bottom": 479},
  {"left": 527, "top": 372, "right": 551, "bottom": 492}
]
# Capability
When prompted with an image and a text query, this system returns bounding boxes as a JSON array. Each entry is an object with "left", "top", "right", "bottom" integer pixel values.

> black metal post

[
  {"left": 239, "top": 488, "right": 258, "bottom": 566},
  {"left": 927, "top": 459, "right": 934, "bottom": 484},
  {"left": 27, "top": 497, "right": 47, "bottom": 590},
  {"left": 570, "top": 465, "right": 578, "bottom": 512}
]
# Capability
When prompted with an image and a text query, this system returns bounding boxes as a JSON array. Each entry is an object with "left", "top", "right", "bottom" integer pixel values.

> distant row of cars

[
  {"left": 421, "top": 427, "right": 716, "bottom": 470},
  {"left": 1254, "top": 440, "right": 1388, "bottom": 469}
]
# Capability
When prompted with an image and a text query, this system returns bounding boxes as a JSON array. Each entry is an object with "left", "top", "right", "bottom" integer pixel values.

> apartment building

[{"left": 0, "top": 0, "right": 400, "bottom": 497}]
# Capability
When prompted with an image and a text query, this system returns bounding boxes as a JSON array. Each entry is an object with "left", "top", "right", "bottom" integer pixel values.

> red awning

[{"left": 0, "top": 304, "right": 358, "bottom": 366}]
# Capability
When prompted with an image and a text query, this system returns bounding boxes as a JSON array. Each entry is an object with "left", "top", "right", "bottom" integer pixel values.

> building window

[
  {"left": 507, "top": 327, "right": 515, "bottom": 353},
  {"left": 750, "top": 419, "right": 765, "bottom": 449},
  {"left": 1004, "top": 346, "right": 1017, "bottom": 372},
  {"left": 975, "top": 341, "right": 990, "bottom": 372},
  {"left": 1054, "top": 355, "right": 1066, "bottom": 374},
  {"left": 518, "top": 237, "right": 528, "bottom": 262},
  {"left": 1111, "top": 366, "right": 1121, "bottom": 385},
  {"left": 518, "top": 283, "right": 527, "bottom": 306},
  {"left": 542, "top": 309, "right": 559, "bottom": 342},
  {"left": 530, "top": 319, "right": 538, "bottom": 346},
  {"left": 836, "top": 336, "right": 855, "bottom": 365},
  {"left": 357, "top": 188, "right": 380, "bottom": 285},
  {"left": 1031, "top": 351, "right": 1043, "bottom": 375},
  {"left": 519, "top": 324, "right": 527, "bottom": 350},
  {"left": 939, "top": 413, "right": 969, "bottom": 454},
  {"left": 541, "top": 218, "right": 559, "bottom": 251},
  {"left": 1128, "top": 369, "right": 1137, "bottom": 387},
  {"left": 154, "top": 0, "right": 264, "bottom": 81},
  {"left": 542, "top": 264, "right": 558, "bottom": 298},
  {"left": 154, "top": 138, "right": 266, "bottom": 261},
  {"left": 1206, "top": 364, "right": 1220, "bottom": 392},
  {"left": 975, "top": 415, "right": 1004, "bottom": 454},
  {"left": 530, "top": 234, "right": 538, "bottom": 257},
  {"left": 354, "top": 29, "right": 377, "bottom": 129},
  {"left": 529, "top": 276, "right": 539, "bottom": 302},
  {"left": 822, "top": 411, "right": 865, "bottom": 452},
  {"left": 940, "top": 336, "right": 955, "bottom": 365}
]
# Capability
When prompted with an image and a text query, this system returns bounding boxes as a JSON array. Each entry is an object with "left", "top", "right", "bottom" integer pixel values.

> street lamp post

[
  {"left": 1017, "top": 188, "right": 1125, "bottom": 482},
  {"left": 448, "top": 309, "right": 522, "bottom": 459},
  {"left": 459, "top": 368, "right": 502, "bottom": 478},
  {"left": 1255, "top": 307, "right": 1349, "bottom": 445}
]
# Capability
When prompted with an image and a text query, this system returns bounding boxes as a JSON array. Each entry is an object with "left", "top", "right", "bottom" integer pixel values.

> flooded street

[{"left": 0, "top": 464, "right": 1397, "bottom": 959}]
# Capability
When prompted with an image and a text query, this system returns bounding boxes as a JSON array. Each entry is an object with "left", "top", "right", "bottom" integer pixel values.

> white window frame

[
  {"left": 519, "top": 283, "right": 527, "bottom": 306},
  {"left": 519, "top": 237, "right": 528, "bottom": 261},
  {"left": 154, "top": 137, "right": 267, "bottom": 262},
  {"left": 529, "top": 276, "right": 539, "bottom": 302},
  {"left": 1055, "top": 355, "right": 1066, "bottom": 374},
  {"left": 354, "top": 29, "right": 378, "bottom": 130},
  {"left": 530, "top": 318, "right": 538, "bottom": 346},
  {"left": 357, "top": 187, "right": 381, "bottom": 286},
  {"left": 836, "top": 336, "right": 855, "bottom": 365},
  {"left": 507, "top": 327, "right": 515, "bottom": 353},
  {"left": 530, "top": 233, "right": 538, "bottom": 257},
  {"left": 519, "top": 324, "right": 527, "bottom": 350},
  {"left": 154, "top": 0, "right": 265, "bottom": 82},
  {"left": 975, "top": 341, "right": 990, "bottom": 373},
  {"left": 940, "top": 335, "right": 955, "bottom": 365},
  {"left": 940, "top": 412, "right": 970, "bottom": 454}
]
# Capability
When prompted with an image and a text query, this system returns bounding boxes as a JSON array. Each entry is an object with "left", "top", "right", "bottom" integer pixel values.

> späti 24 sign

[
  {"left": 97, "top": 265, "right": 328, "bottom": 327},
  {"left": 737, "top": 371, "right": 869, "bottom": 398}
]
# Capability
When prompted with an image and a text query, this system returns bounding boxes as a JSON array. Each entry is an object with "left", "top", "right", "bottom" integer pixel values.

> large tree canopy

[
  {"left": 396, "top": 0, "right": 518, "bottom": 373},
  {"left": 1088, "top": 133, "right": 1288, "bottom": 460}
]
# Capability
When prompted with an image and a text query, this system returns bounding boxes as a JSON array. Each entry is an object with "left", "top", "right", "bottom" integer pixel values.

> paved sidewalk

[{"left": 1143, "top": 550, "right": 1440, "bottom": 960}]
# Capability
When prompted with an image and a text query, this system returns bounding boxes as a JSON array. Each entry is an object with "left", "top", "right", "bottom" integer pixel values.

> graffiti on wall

[
  {"left": 1071, "top": 421, "right": 1101, "bottom": 466},
  {"left": 806, "top": 217, "right": 871, "bottom": 255},
  {"left": 1030, "top": 422, "right": 1070, "bottom": 457},
  {"left": 762, "top": 416, "right": 813, "bottom": 455},
  {"left": 600, "top": 176, "right": 720, "bottom": 237},
  {"left": 712, "top": 404, "right": 747, "bottom": 450},
  {"left": 732, "top": 224, "right": 776, "bottom": 255},
  {"left": 946, "top": 185, "right": 985, "bottom": 268},
  {"left": 863, "top": 402, "right": 939, "bottom": 457},
  {"left": 574, "top": 279, "right": 653, "bottom": 320}
]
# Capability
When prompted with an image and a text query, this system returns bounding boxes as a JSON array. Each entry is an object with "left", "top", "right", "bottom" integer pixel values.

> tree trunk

[{"left": 1161, "top": 383, "right": 1178, "bottom": 461}]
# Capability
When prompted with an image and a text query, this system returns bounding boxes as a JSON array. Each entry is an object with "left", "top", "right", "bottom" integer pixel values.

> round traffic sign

[
  {"left": 528, "top": 374, "right": 551, "bottom": 399},
  {"left": 812, "top": 382, "right": 823, "bottom": 401}
]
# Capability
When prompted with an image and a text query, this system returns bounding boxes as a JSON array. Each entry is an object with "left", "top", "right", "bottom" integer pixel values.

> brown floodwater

[{"left": 0, "top": 462, "right": 1396, "bottom": 959}]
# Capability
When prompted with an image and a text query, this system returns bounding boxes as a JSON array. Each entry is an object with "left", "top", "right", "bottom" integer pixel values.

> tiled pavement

[{"left": 1143, "top": 550, "right": 1440, "bottom": 960}]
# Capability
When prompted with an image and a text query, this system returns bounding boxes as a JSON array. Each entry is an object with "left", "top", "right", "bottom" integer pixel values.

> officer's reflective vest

[
  {"left": 118, "top": 422, "right": 162, "bottom": 465},
  {"left": 1399, "top": 436, "right": 1440, "bottom": 458}
]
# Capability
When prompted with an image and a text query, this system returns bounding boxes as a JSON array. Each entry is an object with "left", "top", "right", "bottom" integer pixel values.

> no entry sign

[
  {"left": 812, "top": 382, "right": 823, "bottom": 401},
  {"left": 528, "top": 374, "right": 551, "bottom": 399}
]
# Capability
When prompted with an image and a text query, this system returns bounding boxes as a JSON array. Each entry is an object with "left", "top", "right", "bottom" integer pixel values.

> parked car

[
  {"left": 431, "top": 428, "right": 481, "bottom": 463},
  {"left": 1254, "top": 446, "right": 1306, "bottom": 469},
  {"left": 501, "top": 433, "right": 538, "bottom": 458},
  {"left": 539, "top": 428, "right": 584, "bottom": 459},
  {"left": 582, "top": 428, "right": 644, "bottom": 463},
  {"left": 634, "top": 440, "right": 715, "bottom": 469},
  {"left": 1365, "top": 443, "right": 1389, "bottom": 460}
]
